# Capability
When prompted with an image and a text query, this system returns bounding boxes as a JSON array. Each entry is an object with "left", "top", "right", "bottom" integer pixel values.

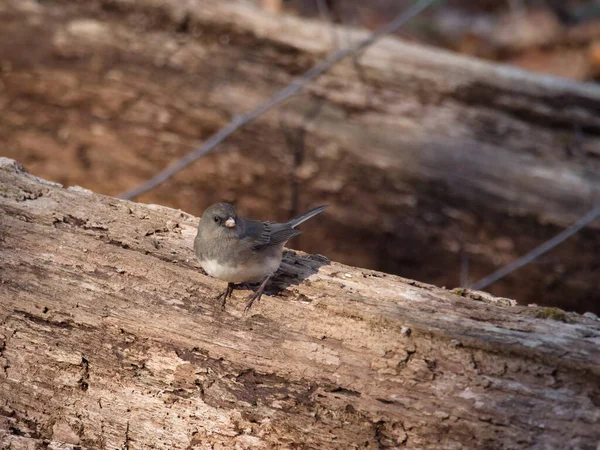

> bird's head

[{"left": 199, "top": 203, "right": 238, "bottom": 237}]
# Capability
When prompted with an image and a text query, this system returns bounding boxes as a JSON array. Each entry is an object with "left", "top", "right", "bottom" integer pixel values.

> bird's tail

[{"left": 287, "top": 205, "right": 328, "bottom": 228}]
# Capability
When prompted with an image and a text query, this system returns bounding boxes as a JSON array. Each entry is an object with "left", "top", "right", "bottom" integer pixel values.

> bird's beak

[{"left": 224, "top": 217, "right": 236, "bottom": 228}]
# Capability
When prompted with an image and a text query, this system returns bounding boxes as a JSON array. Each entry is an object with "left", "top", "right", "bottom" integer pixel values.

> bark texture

[
  {"left": 1, "top": 0, "right": 600, "bottom": 311},
  {"left": 0, "top": 158, "right": 599, "bottom": 449}
]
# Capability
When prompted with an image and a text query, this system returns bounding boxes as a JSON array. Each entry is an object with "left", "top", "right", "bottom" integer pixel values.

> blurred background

[
  {"left": 1, "top": 0, "right": 599, "bottom": 314},
  {"left": 278, "top": 0, "right": 600, "bottom": 81}
]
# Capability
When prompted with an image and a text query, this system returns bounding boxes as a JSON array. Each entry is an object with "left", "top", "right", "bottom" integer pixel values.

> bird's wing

[{"left": 240, "top": 219, "right": 301, "bottom": 251}]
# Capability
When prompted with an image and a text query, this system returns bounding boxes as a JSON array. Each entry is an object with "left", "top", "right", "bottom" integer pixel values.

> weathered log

[
  {"left": 0, "top": 158, "right": 599, "bottom": 449},
  {"left": 1, "top": 0, "right": 600, "bottom": 312}
]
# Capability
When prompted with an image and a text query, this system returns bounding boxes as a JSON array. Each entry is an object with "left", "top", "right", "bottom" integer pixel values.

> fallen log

[
  {"left": 1, "top": 0, "right": 600, "bottom": 313},
  {"left": 0, "top": 158, "right": 599, "bottom": 449}
]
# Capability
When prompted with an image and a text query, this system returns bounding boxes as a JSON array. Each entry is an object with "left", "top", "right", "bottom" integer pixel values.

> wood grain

[{"left": 1, "top": 158, "right": 599, "bottom": 449}]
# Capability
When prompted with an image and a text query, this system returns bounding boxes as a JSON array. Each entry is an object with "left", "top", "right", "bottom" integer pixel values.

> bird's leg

[
  {"left": 216, "top": 282, "right": 235, "bottom": 310},
  {"left": 244, "top": 276, "right": 271, "bottom": 313}
]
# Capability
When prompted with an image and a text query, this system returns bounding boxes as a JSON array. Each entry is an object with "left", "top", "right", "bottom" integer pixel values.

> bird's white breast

[{"left": 201, "top": 257, "right": 282, "bottom": 283}]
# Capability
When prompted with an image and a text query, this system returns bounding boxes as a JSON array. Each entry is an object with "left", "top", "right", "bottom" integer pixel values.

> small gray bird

[{"left": 194, "top": 203, "right": 327, "bottom": 311}]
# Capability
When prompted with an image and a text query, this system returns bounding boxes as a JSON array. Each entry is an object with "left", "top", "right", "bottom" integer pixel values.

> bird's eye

[{"left": 213, "top": 216, "right": 220, "bottom": 223}]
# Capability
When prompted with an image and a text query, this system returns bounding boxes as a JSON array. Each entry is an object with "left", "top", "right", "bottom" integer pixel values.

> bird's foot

[
  {"left": 216, "top": 283, "right": 235, "bottom": 310},
  {"left": 244, "top": 290, "right": 264, "bottom": 313},
  {"left": 244, "top": 276, "right": 271, "bottom": 313}
]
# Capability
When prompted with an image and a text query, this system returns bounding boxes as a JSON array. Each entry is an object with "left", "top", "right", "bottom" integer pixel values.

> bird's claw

[
  {"left": 243, "top": 291, "right": 263, "bottom": 313},
  {"left": 243, "top": 276, "right": 270, "bottom": 313},
  {"left": 216, "top": 283, "right": 234, "bottom": 310}
]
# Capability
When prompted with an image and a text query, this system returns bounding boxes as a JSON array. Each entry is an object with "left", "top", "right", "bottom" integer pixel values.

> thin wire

[
  {"left": 470, "top": 204, "right": 600, "bottom": 291},
  {"left": 119, "top": 0, "right": 438, "bottom": 200}
]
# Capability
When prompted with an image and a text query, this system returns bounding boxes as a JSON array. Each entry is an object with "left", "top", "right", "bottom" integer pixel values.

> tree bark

[
  {"left": 1, "top": 0, "right": 600, "bottom": 313},
  {"left": 0, "top": 158, "right": 599, "bottom": 449}
]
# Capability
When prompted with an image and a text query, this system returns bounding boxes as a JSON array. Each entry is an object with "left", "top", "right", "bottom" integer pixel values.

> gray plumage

[{"left": 194, "top": 203, "right": 327, "bottom": 311}]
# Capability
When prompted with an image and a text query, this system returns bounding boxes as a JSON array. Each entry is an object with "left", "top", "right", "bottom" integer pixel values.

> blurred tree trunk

[
  {"left": 0, "top": 0, "right": 599, "bottom": 314},
  {"left": 1, "top": 158, "right": 599, "bottom": 448}
]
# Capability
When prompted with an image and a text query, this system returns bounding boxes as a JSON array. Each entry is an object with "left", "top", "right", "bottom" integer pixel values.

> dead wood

[{"left": 0, "top": 158, "right": 599, "bottom": 449}]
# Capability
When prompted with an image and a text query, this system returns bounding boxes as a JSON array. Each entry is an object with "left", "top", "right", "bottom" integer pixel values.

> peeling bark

[{"left": 0, "top": 158, "right": 599, "bottom": 449}]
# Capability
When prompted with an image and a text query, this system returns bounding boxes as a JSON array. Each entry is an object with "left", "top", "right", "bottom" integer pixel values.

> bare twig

[
  {"left": 279, "top": 95, "right": 326, "bottom": 218},
  {"left": 316, "top": 0, "right": 340, "bottom": 49},
  {"left": 118, "top": 0, "right": 438, "bottom": 200},
  {"left": 469, "top": 205, "right": 600, "bottom": 291}
]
